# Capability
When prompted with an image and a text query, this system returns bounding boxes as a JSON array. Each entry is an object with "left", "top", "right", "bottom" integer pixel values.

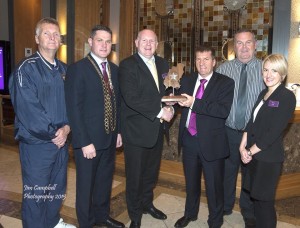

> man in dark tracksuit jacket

[{"left": 9, "top": 18, "right": 75, "bottom": 228}]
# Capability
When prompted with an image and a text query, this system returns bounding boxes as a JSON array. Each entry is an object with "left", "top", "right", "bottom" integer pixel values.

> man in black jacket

[
  {"left": 175, "top": 46, "right": 234, "bottom": 228},
  {"left": 119, "top": 29, "right": 174, "bottom": 228},
  {"left": 65, "top": 25, "right": 124, "bottom": 228}
]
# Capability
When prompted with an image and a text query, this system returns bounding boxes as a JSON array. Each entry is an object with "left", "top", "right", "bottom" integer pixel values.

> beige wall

[
  {"left": 73, "top": 0, "right": 101, "bottom": 62},
  {"left": 14, "top": 0, "right": 41, "bottom": 64},
  {"left": 287, "top": 0, "right": 300, "bottom": 83}
]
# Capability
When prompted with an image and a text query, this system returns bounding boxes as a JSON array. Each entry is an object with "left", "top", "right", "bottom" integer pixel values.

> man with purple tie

[
  {"left": 174, "top": 46, "right": 234, "bottom": 228},
  {"left": 65, "top": 25, "right": 124, "bottom": 228}
]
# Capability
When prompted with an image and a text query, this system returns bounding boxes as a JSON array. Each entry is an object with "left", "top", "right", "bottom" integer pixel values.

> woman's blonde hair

[{"left": 262, "top": 54, "right": 288, "bottom": 81}]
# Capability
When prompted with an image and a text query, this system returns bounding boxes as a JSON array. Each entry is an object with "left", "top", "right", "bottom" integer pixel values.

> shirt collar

[
  {"left": 138, "top": 52, "right": 155, "bottom": 64},
  {"left": 90, "top": 52, "right": 107, "bottom": 65},
  {"left": 37, "top": 51, "right": 57, "bottom": 70},
  {"left": 197, "top": 71, "right": 213, "bottom": 83},
  {"left": 234, "top": 57, "right": 259, "bottom": 68}
]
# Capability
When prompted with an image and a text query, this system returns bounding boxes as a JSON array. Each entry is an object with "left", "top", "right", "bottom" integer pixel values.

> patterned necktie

[
  {"left": 101, "top": 62, "right": 111, "bottom": 92},
  {"left": 101, "top": 62, "right": 109, "bottom": 83},
  {"left": 148, "top": 59, "right": 159, "bottom": 91},
  {"left": 235, "top": 64, "right": 247, "bottom": 130},
  {"left": 187, "top": 79, "right": 207, "bottom": 136}
]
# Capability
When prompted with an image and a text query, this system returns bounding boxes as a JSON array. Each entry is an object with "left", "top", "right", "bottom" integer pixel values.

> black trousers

[
  {"left": 74, "top": 144, "right": 115, "bottom": 228},
  {"left": 254, "top": 199, "right": 277, "bottom": 228},
  {"left": 182, "top": 129, "right": 224, "bottom": 228},
  {"left": 123, "top": 126, "right": 163, "bottom": 223},
  {"left": 224, "top": 127, "right": 254, "bottom": 219}
]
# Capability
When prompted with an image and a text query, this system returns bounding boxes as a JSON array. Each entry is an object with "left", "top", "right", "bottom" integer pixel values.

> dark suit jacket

[
  {"left": 64, "top": 53, "right": 120, "bottom": 150},
  {"left": 119, "top": 53, "right": 169, "bottom": 148},
  {"left": 179, "top": 71, "right": 234, "bottom": 161},
  {"left": 245, "top": 84, "right": 296, "bottom": 162}
]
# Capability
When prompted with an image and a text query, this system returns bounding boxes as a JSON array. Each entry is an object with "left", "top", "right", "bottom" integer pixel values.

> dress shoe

[
  {"left": 244, "top": 217, "right": 256, "bottom": 228},
  {"left": 143, "top": 206, "right": 167, "bottom": 220},
  {"left": 174, "top": 216, "right": 197, "bottom": 228},
  {"left": 129, "top": 221, "right": 140, "bottom": 228},
  {"left": 95, "top": 217, "right": 125, "bottom": 228}
]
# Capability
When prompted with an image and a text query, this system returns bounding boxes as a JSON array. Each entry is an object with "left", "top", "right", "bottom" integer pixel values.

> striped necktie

[{"left": 235, "top": 64, "right": 247, "bottom": 130}]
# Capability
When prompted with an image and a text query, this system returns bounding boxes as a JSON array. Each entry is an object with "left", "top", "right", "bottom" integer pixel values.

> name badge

[
  {"left": 268, "top": 100, "right": 279, "bottom": 108},
  {"left": 162, "top": 73, "right": 168, "bottom": 79}
]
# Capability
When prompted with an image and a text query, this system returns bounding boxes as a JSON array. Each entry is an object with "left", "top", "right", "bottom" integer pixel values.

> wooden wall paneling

[
  {"left": 74, "top": 0, "right": 101, "bottom": 62},
  {"left": 13, "top": 0, "right": 41, "bottom": 65},
  {"left": 101, "top": 0, "right": 110, "bottom": 27},
  {"left": 119, "top": 0, "right": 135, "bottom": 61}
]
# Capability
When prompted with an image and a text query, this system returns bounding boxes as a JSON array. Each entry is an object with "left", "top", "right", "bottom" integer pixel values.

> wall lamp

[
  {"left": 61, "top": 34, "right": 67, "bottom": 45},
  {"left": 298, "top": 22, "right": 300, "bottom": 37},
  {"left": 111, "top": 43, "right": 117, "bottom": 52}
]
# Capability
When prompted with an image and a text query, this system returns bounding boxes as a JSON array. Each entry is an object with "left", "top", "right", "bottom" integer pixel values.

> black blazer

[
  {"left": 246, "top": 84, "right": 296, "bottom": 162},
  {"left": 119, "top": 53, "right": 169, "bottom": 148},
  {"left": 65, "top": 53, "right": 120, "bottom": 150},
  {"left": 178, "top": 71, "right": 234, "bottom": 161}
]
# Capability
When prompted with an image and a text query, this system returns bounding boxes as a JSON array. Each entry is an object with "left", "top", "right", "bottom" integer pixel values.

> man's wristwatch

[{"left": 247, "top": 149, "right": 252, "bottom": 156}]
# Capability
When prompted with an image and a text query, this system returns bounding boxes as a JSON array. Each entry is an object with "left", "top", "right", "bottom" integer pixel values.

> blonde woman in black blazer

[{"left": 239, "top": 54, "right": 296, "bottom": 228}]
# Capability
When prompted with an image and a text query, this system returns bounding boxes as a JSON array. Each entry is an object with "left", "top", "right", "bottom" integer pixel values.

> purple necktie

[
  {"left": 101, "top": 62, "right": 111, "bottom": 92},
  {"left": 187, "top": 79, "right": 207, "bottom": 136}
]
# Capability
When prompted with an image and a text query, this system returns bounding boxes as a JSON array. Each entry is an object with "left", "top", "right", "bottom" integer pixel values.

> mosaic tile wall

[
  {"left": 202, "top": 0, "right": 273, "bottom": 63},
  {"left": 139, "top": 0, "right": 194, "bottom": 71},
  {"left": 138, "top": 0, "right": 274, "bottom": 72}
]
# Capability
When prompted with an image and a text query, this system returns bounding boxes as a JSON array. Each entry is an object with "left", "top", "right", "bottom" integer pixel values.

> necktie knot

[
  {"left": 100, "top": 62, "right": 110, "bottom": 92},
  {"left": 148, "top": 59, "right": 154, "bottom": 65},
  {"left": 101, "top": 62, "right": 107, "bottom": 72},
  {"left": 200, "top": 79, "right": 207, "bottom": 85},
  {"left": 195, "top": 79, "right": 207, "bottom": 99}
]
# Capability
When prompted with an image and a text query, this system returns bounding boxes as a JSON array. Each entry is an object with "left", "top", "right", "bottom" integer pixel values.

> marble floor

[{"left": 0, "top": 142, "right": 299, "bottom": 228}]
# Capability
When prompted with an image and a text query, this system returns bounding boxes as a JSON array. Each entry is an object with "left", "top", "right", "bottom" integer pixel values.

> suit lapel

[
  {"left": 134, "top": 53, "right": 161, "bottom": 93},
  {"left": 107, "top": 61, "right": 117, "bottom": 88},
  {"left": 186, "top": 73, "right": 198, "bottom": 95},
  {"left": 186, "top": 72, "right": 219, "bottom": 98},
  {"left": 202, "top": 72, "right": 217, "bottom": 99},
  {"left": 257, "top": 84, "right": 284, "bottom": 114},
  {"left": 134, "top": 53, "right": 150, "bottom": 75},
  {"left": 154, "top": 56, "right": 166, "bottom": 93},
  {"left": 86, "top": 53, "right": 108, "bottom": 86},
  {"left": 86, "top": 54, "right": 117, "bottom": 93},
  {"left": 87, "top": 53, "right": 101, "bottom": 75}
]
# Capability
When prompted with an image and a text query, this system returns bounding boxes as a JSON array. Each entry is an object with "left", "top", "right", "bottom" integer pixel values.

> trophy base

[{"left": 161, "top": 95, "right": 187, "bottom": 102}]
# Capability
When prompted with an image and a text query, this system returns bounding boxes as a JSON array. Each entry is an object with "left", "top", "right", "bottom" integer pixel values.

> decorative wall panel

[{"left": 138, "top": 0, "right": 274, "bottom": 71}]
